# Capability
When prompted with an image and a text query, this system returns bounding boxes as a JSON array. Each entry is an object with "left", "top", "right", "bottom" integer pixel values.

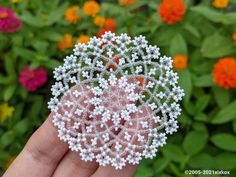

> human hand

[{"left": 3, "top": 83, "right": 153, "bottom": 177}]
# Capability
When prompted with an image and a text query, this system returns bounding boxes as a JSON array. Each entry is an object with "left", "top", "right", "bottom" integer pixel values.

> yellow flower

[
  {"left": 5, "top": 156, "right": 16, "bottom": 169},
  {"left": 0, "top": 103, "right": 14, "bottom": 122},
  {"left": 57, "top": 34, "right": 73, "bottom": 51},
  {"left": 119, "top": 0, "right": 138, "bottom": 6},
  {"left": 10, "top": 0, "right": 19, "bottom": 3},
  {"left": 212, "top": 0, "right": 228, "bottom": 9},
  {"left": 64, "top": 6, "right": 80, "bottom": 24},
  {"left": 83, "top": 0, "right": 100, "bottom": 16},
  {"left": 77, "top": 35, "right": 90, "bottom": 44},
  {"left": 94, "top": 16, "right": 105, "bottom": 27}
]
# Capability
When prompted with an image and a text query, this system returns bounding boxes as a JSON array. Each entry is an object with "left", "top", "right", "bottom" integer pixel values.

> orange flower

[
  {"left": 57, "top": 34, "right": 73, "bottom": 51},
  {"left": 136, "top": 76, "right": 149, "bottom": 95},
  {"left": 104, "top": 18, "right": 116, "bottom": 29},
  {"left": 83, "top": 0, "right": 100, "bottom": 16},
  {"left": 212, "top": 0, "right": 228, "bottom": 9},
  {"left": 94, "top": 16, "right": 105, "bottom": 27},
  {"left": 158, "top": 0, "right": 186, "bottom": 25},
  {"left": 172, "top": 55, "right": 188, "bottom": 70},
  {"left": 64, "top": 6, "right": 80, "bottom": 24},
  {"left": 136, "top": 76, "right": 145, "bottom": 86},
  {"left": 213, "top": 57, "right": 236, "bottom": 89},
  {"left": 77, "top": 35, "right": 90, "bottom": 44},
  {"left": 232, "top": 32, "right": 236, "bottom": 46}
]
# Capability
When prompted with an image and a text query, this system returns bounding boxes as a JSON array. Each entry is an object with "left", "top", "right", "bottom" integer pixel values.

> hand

[
  {"left": 3, "top": 114, "right": 138, "bottom": 177},
  {"left": 3, "top": 84, "right": 153, "bottom": 177}
]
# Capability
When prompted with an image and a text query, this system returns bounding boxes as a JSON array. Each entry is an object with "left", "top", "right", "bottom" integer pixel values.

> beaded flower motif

[{"left": 48, "top": 32, "right": 184, "bottom": 170}]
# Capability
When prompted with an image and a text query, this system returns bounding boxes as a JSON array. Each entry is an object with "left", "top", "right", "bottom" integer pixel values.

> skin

[
  {"left": 3, "top": 113, "right": 139, "bottom": 177},
  {"left": 3, "top": 84, "right": 152, "bottom": 177}
]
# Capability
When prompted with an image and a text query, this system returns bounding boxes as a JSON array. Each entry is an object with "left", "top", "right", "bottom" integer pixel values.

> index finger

[{"left": 3, "top": 113, "right": 69, "bottom": 177}]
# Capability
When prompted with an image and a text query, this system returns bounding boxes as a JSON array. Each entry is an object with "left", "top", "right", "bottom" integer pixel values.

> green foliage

[
  {"left": 211, "top": 134, "right": 236, "bottom": 152},
  {"left": 183, "top": 130, "right": 208, "bottom": 156},
  {"left": 0, "top": 0, "right": 236, "bottom": 176},
  {"left": 201, "top": 33, "right": 234, "bottom": 58}
]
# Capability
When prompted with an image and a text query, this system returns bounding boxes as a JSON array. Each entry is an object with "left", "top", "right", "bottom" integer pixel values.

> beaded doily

[{"left": 48, "top": 32, "right": 184, "bottom": 169}]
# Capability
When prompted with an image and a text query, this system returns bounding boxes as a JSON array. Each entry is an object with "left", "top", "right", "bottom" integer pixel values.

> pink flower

[
  {"left": 19, "top": 66, "right": 48, "bottom": 91},
  {"left": 0, "top": 6, "right": 21, "bottom": 32},
  {"left": 0, "top": 7, "right": 14, "bottom": 17}
]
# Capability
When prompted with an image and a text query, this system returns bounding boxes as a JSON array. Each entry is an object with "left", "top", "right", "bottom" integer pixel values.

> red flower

[
  {"left": 97, "top": 27, "right": 115, "bottom": 38},
  {"left": 19, "top": 66, "right": 48, "bottom": 91},
  {"left": 158, "top": 0, "right": 186, "bottom": 25},
  {"left": 0, "top": 7, "right": 21, "bottom": 32},
  {"left": 104, "top": 18, "right": 116, "bottom": 29}
]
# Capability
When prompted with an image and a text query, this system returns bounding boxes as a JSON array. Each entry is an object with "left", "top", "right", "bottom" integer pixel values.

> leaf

[
  {"left": 4, "top": 54, "right": 16, "bottom": 76},
  {"left": 214, "top": 153, "right": 236, "bottom": 170},
  {"left": 178, "top": 69, "right": 192, "bottom": 103},
  {"left": 201, "top": 33, "right": 234, "bottom": 58},
  {"left": 27, "top": 96, "right": 43, "bottom": 118},
  {"left": 183, "top": 131, "right": 208, "bottom": 155},
  {"left": 211, "top": 133, "right": 236, "bottom": 151},
  {"left": 233, "top": 120, "right": 236, "bottom": 134},
  {"left": 183, "top": 23, "right": 200, "bottom": 38},
  {"left": 44, "top": 59, "right": 62, "bottom": 69},
  {"left": 195, "top": 95, "right": 210, "bottom": 114},
  {"left": 213, "top": 87, "right": 230, "bottom": 108},
  {"left": 3, "top": 84, "right": 17, "bottom": 101},
  {"left": 188, "top": 153, "right": 215, "bottom": 169},
  {"left": 153, "top": 157, "right": 169, "bottom": 173},
  {"left": 13, "top": 47, "right": 36, "bottom": 61},
  {"left": 193, "top": 74, "right": 214, "bottom": 87},
  {"left": 191, "top": 6, "right": 221, "bottom": 23},
  {"left": 31, "top": 40, "right": 49, "bottom": 53},
  {"left": 135, "top": 163, "right": 154, "bottom": 177},
  {"left": 194, "top": 113, "right": 209, "bottom": 122},
  {"left": 170, "top": 34, "right": 187, "bottom": 56},
  {"left": 126, "top": 0, "right": 147, "bottom": 11},
  {"left": 162, "top": 144, "right": 187, "bottom": 163},
  {"left": 0, "top": 131, "right": 15, "bottom": 148},
  {"left": 0, "top": 76, "right": 12, "bottom": 85},
  {"left": 154, "top": 27, "right": 178, "bottom": 46},
  {"left": 47, "top": 3, "right": 68, "bottom": 25},
  {"left": 192, "top": 123, "right": 208, "bottom": 133},
  {"left": 13, "top": 119, "right": 29, "bottom": 135},
  {"left": 11, "top": 35, "right": 23, "bottom": 46},
  {"left": 20, "top": 11, "right": 45, "bottom": 27},
  {"left": 211, "top": 100, "right": 236, "bottom": 124},
  {"left": 220, "top": 13, "right": 236, "bottom": 25},
  {"left": 41, "top": 30, "right": 63, "bottom": 41}
]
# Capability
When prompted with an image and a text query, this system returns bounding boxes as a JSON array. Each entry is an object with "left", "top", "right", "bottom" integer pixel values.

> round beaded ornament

[{"left": 48, "top": 32, "right": 184, "bottom": 170}]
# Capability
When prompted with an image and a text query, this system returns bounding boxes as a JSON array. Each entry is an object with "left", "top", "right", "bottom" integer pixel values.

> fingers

[
  {"left": 51, "top": 84, "right": 129, "bottom": 177},
  {"left": 3, "top": 84, "right": 93, "bottom": 177},
  {"left": 4, "top": 80, "right": 155, "bottom": 177},
  {"left": 3, "top": 114, "right": 69, "bottom": 177},
  {"left": 51, "top": 84, "right": 99, "bottom": 177},
  {"left": 52, "top": 151, "right": 98, "bottom": 177}
]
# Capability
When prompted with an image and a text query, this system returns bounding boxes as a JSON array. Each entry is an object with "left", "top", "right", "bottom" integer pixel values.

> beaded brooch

[{"left": 48, "top": 32, "right": 184, "bottom": 169}]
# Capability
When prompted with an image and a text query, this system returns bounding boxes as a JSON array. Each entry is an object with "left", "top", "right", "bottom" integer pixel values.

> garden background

[{"left": 1, "top": 0, "right": 236, "bottom": 176}]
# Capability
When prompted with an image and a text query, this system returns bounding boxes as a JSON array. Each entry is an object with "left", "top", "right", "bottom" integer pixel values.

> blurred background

[{"left": 1, "top": 0, "right": 236, "bottom": 176}]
